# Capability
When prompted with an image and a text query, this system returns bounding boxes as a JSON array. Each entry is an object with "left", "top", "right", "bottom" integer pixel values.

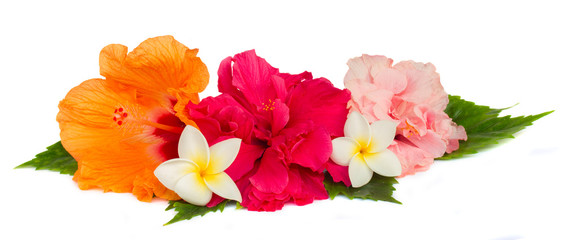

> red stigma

[{"left": 112, "top": 107, "right": 128, "bottom": 126}]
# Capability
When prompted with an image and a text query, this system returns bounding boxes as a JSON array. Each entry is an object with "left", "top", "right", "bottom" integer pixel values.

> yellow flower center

[{"left": 261, "top": 99, "right": 276, "bottom": 111}]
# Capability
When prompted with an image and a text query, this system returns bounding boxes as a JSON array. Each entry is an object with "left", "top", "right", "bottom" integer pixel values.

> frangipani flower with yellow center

[
  {"left": 154, "top": 126, "right": 242, "bottom": 206},
  {"left": 331, "top": 111, "right": 402, "bottom": 187}
]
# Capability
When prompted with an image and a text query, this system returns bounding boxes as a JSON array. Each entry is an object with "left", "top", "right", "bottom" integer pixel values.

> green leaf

[
  {"left": 16, "top": 141, "right": 77, "bottom": 175},
  {"left": 165, "top": 200, "right": 231, "bottom": 225},
  {"left": 323, "top": 173, "right": 401, "bottom": 204},
  {"left": 439, "top": 95, "right": 553, "bottom": 160}
]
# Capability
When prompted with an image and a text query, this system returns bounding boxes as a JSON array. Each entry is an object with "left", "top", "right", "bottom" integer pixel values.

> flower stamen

[
  {"left": 403, "top": 120, "right": 419, "bottom": 138},
  {"left": 261, "top": 99, "right": 276, "bottom": 111},
  {"left": 139, "top": 119, "right": 184, "bottom": 134}
]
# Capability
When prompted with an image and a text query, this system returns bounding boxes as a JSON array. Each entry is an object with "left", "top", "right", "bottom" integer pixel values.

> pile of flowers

[{"left": 18, "top": 36, "right": 550, "bottom": 223}]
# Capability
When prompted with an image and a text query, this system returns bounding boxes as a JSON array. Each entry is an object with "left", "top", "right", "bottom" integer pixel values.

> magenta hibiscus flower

[{"left": 185, "top": 50, "right": 350, "bottom": 211}]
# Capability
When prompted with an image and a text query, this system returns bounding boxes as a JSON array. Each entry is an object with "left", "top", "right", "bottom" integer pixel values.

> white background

[{"left": 1, "top": 1, "right": 562, "bottom": 239}]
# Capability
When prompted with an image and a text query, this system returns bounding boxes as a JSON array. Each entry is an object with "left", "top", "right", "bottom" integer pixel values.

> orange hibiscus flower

[{"left": 56, "top": 36, "right": 209, "bottom": 202}]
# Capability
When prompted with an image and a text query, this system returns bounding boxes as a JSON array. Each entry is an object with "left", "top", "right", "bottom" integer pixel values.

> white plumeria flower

[
  {"left": 331, "top": 111, "right": 402, "bottom": 187},
  {"left": 154, "top": 125, "right": 242, "bottom": 206}
]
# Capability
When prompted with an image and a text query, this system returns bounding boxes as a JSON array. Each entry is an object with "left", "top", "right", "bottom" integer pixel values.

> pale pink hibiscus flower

[{"left": 341, "top": 55, "right": 466, "bottom": 177}]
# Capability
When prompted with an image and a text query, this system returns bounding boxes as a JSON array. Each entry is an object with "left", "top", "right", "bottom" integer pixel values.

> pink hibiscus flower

[
  {"left": 342, "top": 55, "right": 467, "bottom": 177},
  {"left": 184, "top": 50, "right": 350, "bottom": 211}
]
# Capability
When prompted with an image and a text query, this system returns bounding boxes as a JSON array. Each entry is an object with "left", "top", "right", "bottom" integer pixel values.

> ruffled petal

[
  {"left": 178, "top": 125, "right": 210, "bottom": 169},
  {"left": 224, "top": 143, "right": 265, "bottom": 181},
  {"left": 207, "top": 138, "right": 242, "bottom": 174},
  {"left": 133, "top": 168, "right": 180, "bottom": 202},
  {"left": 344, "top": 111, "right": 371, "bottom": 148},
  {"left": 249, "top": 147, "right": 289, "bottom": 194},
  {"left": 389, "top": 139, "right": 435, "bottom": 177},
  {"left": 154, "top": 158, "right": 199, "bottom": 190},
  {"left": 345, "top": 81, "right": 395, "bottom": 123},
  {"left": 287, "top": 78, "right": 351, "bottom": 137},
  {"left": 330, "top": 137, "right": 360, "bottom": 166},
  {"left": 186, "top": 94, "right": 256, "bottom": 142},
  {"left": 344, "top": 55, "right": 393, "bottom": 85},
  {"left": 446, "top": 123, "right": 468, "bottom": 153},
  {"left": 230, "top": 50, "right": 279, "bottom": 107},
  {"left": 372, "top": 68, "right": 408, "bottom": 95},
  {"left": 291, "top": 167, "right": 329, "bottom": 205},
  {"left": 172, "top": 88, "right": 201, "bottom": 126},
  {"left": 366, "top": 120, "right": 398, "bottom": 153},
  {"left": 100, "top": 36, "right": 209, "bottom": 111},
  {"left": 364, "top": 150, "right": 402, "bottom": 177},
  {"left": 394, "top": 60, "right": 448, "bottom": 112},
  {"left": 406, "top": 130, "right": 447, "bottom": 158},
  {"left": 348, "top": 153, "right": 374, "bottom": 188},
  {"left": 204, "top": 172, "right": 242, "bottom": 202},
  {"left": 217, "top": 56, "right": 252, "bottom": 110},
  {"left": 286, "top": 125, "right": 333, "bottom": 172},
  {"left": 325, "top": 161, "right": 351, "bottom": 186},
  {"left": 270, "top": 100, "right": 290, "bottom": 136}
]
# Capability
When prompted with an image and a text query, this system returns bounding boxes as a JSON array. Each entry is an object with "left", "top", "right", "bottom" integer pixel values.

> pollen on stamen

[
  {"left": 261, "top": 99, "right": 276, "bottom": 111},
  {"left": 403, "top": 120, "right": 420, "bottom": 138}
]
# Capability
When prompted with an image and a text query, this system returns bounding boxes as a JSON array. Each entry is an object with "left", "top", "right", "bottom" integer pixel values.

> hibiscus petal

[
  {"left": 291, "top": 167, "right": 329, "bottom": 205},
  {"left": 187, "top": 94, "right": 256, "bottom": 143},
  {"left": 249, "top": 147, "right": 289, "bottom": 194},
  {"left": 406, "top": 130, "right": 447, "bottom": 158},
  {"left": 348, "top": 154, "right": 374, "bottom": 188},
  {"left": 344, "top": 56, "right": 370, "bottom": 81},
  {"left": 344, "top": 55, "right": 393, "bottom": 85},
  {"left": 100, "top": 36, "right": 209, "bottom": 102},
  {"left": 271, "top": 100, "right": 290, "bottom": 136},
  {"left": 99, "top": 36, "right": 209, "bottom": 119},
  {"left": 287, "top": 78, "right": 351, "bottom": 137},
  {"left": 344, "top": 111, "right": 371, "bottom": 147},
  {"left": 331, "top": 137, "right": 360, "bottom": 166},
  {"left": 366, "top": 120, "right": 398, "bottom": 153},
  {"left": 154, "top": 158, "right": 199, "bottom": 190},
  {"left": 346, "top": 79, "right": 395, "bottom": 123},
  {"left": 289, "top": 126, "right": 333, "bottom": 171},
  {"left": 372, "top": 68, "right": 407, "bottom": 94},
  {"left": 133, "top": 168, "right": 180, "bottom": 202},
  {"left": 389, "top": 138, "right": 435, "bottom": 177},
  {"left": 171, "top": 88, "right": 201, "bottom": 127},
  {"left": 394, "top": 60, "right": 448, "bottom": 112},
  {"left": 218, "top": 56, "right": 235, "bottom": 93},
  {"left": 178, "top": 125, "right": 210, "bottom": 169},
  {"left": 364, "top": 150, "right": 402, "bottom": 177},
  {"left": 230, "top": 50, "right": 279, "bottom": 106},
  {"left": 207, "top": 138, "right": 242, "bottom": 174},
  {"left": 224, "top": 143, "right": 265, "bottom": 181},
  {"left": 173, "top": 172, "right": 213, "bottom": 206},
  {"left": 272, "top": 75, "right": 288, "bottom": 102},
  {"left": 204, "top": 172, "right": 242, "bottom": 202},
  {"left": 217, "top": 57, "right": 255, "bottom": 112},
  {"left": 325, "top": 161, "right": 351, "bottom": 186}
]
